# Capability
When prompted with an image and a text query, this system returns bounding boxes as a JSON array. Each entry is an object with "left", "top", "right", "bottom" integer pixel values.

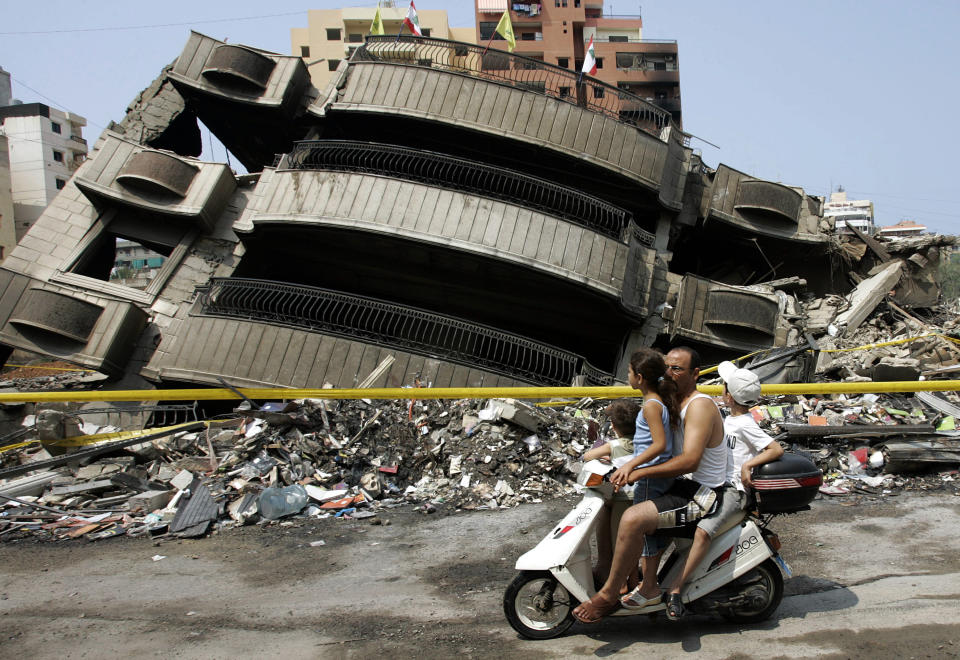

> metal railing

[
  {"left": 194, "top": 278, "right": 613, "bottom": 386},
  {"left": 282, "top": 140, "right": 632, "bottom": 240},
  {"left": 353, "top": 36, "right": 687, "bottom": 143}
]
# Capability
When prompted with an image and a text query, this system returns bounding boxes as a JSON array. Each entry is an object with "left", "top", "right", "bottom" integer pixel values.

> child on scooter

[
  {"left": 612, "top": 348, "right": 680, "bottom": 607},
  {"left": 659, "top": 361, "right": 784, "bottom": 619},
  {"left": 581, "top": 398, "right": 642, "bottom": 590}
]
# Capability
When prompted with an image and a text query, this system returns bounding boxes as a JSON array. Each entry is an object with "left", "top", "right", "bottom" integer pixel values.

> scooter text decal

[
  {"left": 552, "top": 506, "right": 592, "bottom": 538},
  {"left": 736, "top": 535, "right": 760, "bottom": 555}
]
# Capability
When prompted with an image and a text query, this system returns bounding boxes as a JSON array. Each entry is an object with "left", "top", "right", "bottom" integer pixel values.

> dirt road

[{"left": 2, "top": 492, "right": 959, "bottom": 659}]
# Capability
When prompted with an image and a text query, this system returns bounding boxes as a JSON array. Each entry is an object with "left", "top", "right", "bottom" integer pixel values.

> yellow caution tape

[
  {"left": 48, "top": 421, "right": 206, "bottom": 447},
  {"left": 0, "top": 382, "right": 955, "bottom": 405},
  {"left": 0, "top": 439, "right": 39, "bottom": 454}
]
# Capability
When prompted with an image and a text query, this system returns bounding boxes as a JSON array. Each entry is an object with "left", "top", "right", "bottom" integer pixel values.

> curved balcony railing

[
  {"left": 194, "top": 278, "right": 614, "bottom": 386},
  {"left": 282, "top": 140, "right": 633, "bottom": 241},
  {"left": 352, "top": 36, "right": 687, "bottom": 143}
]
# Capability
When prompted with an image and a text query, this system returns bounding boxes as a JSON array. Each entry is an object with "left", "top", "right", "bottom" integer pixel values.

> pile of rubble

[
  {"left": 0, "top": 395, "right": 594, "bottom": 542},
  {"left": 742, "top": 389, "right": 960, "bottom": 499}
]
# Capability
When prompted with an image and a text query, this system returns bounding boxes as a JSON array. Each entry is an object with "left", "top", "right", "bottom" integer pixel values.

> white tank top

[{"left": 679, "top": 393, "right": 730, "bottom": 488}]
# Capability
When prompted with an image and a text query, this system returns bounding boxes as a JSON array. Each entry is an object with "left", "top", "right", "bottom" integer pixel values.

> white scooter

[{"left": 504, "top": 460, "right": 799, "bottom": 639}]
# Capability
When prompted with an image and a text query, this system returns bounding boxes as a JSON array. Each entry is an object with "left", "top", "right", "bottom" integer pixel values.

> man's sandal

[
  {"left": 665, "top": 593, "right": 685, "bottom": 620},
  {"left": 572, "top": 593, "right": 621, "bottom": 624}
]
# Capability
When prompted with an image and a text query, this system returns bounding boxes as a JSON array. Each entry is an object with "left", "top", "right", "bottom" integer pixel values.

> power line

[
  {"left": 0, "top": 11, "right": 305, "bottom": 36},
  {"left": 10, "top": 77, "right": 105, "bottom": 131}
]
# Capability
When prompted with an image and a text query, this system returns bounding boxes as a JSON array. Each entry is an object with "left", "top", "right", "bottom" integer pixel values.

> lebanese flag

[
  {"left": 403, "top": 1, "right": 423, "bottom": 36},
  {"left": 581, "top": 35, "right": 597, "bottom": 76}
]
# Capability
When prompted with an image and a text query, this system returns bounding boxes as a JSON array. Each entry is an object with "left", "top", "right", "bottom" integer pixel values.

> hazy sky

[{"left": 2, "top": 0, "right": 957, "bottom": 233}]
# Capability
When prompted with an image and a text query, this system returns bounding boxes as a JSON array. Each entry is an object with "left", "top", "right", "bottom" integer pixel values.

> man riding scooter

[{"left": 573, "top": 346, "right": 739, "bottom": 623}]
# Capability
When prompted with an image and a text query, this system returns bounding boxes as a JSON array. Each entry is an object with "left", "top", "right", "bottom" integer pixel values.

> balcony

[
  {"left": 283, "top": 140, "right": 633, "bottom": 240},
  {"left": 74, "top": 132, "right": 236, "bottom": 232},
  {"left": 69, "top": 134, "right": 87, "bottom": 147},
  {"left": 190, "top": 278, "right": 614, "bottom": 386},
  {"left": 350, "top": 36, "right": 682, "bottom": 141}
]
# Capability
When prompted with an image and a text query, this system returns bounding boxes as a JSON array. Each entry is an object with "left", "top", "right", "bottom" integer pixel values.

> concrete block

[
  {"left": 170, "top": 469, "right": 195, "bottom": 490},
  {"left": 127, "top": 489, "right": 175, "bottom": 512}
]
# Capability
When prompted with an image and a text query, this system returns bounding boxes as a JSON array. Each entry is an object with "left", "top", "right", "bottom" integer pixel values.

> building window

[
  {"left": 575, "top": 0, "right": 580, "bottom": 5},
  {"left": 55, "top": 178, "right": 67, "bottom": 190},
  {"left": 596, "top": 57, "right": 603, "bottom": 69},
  {"left": 609, "top": 35, "right": 628, "bottom": 42},
  {"left": 521, "top": 32, "right": 535, "bottom": 40},
  {"left": 592, "top": 86, "right": 604, "bottom": 99},
  {"left": 52, "top": 150, "right": 64, "bottom": 163},
  {"left": 557, "top": 57, "right": 569, "bottom": 68},
  {"left": 300, "top": 45, "right": 310, "bottom": 57},
  {"left": 348, "top": 33, "right": 363, "bottom": 43},
  {"left": 422, "top": 28, "right": 431, "bottom": 37},
  {"left": 51, "top": 122, "right": 62, "bottom": 134},
  {"left": 328, "top": 59, "right": 341, "bottom": 71},
  {"left": 558, "top": 86, "right": 571, "bottom": 97},
  {"left": 654, "top": 61, "right": 667, "bottom": 71},
  {"left": 326, "top": 28, "right": 341, "bottom": 40},
  {"left": 479, "top": 22, "right": 498, "bottom": 40}
]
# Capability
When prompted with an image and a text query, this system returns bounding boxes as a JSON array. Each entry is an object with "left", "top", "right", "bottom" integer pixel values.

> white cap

[{"left": 717, "top": 361, "right": 761, "bottom": 406}]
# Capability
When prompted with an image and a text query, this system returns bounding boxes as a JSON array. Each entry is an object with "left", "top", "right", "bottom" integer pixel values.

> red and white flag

[
  {"left": 581, "top": 35, "right": 597, "bottom": 76},
  {"left": 403, "top": 1, "right": 423, "bottom": 36}
]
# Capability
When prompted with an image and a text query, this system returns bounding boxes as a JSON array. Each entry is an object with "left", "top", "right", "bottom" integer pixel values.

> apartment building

[
  {"left": 823, "top": 189, "right": 874, "bottom": 235},
  {"left": 0, "top": 102, "right": 87, "bottom": 242},
  {"left": 291, "top": 3, "right": 476, "bottom": 90},
  {"left": 474, "top": 0, "right": 681, "bottom": 126}
]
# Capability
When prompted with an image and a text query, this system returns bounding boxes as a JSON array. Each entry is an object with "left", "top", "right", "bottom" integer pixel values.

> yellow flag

[
  {"left": 495, "top": 10, "right": 515, "bottom": 52},
  {"left": 370, "top": 5, "right": 385, "bottom": 35}
]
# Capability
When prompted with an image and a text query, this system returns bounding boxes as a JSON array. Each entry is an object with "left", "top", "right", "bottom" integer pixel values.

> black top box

[{"left": 751, "top": 453, "right": 822, "bottom": 513}]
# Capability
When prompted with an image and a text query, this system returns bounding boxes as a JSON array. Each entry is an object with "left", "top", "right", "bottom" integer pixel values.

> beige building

[
  {"left": 291, "top": 3, "right": 475, "bottom": 89},
  {"left": 0, "top": 132, "right": 14, "bottom": 260},
  {"left": 0, "top": 103, "right": 87, "bottom": 243}
]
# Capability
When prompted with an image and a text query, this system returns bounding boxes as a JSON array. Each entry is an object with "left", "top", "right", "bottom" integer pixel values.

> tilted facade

[{"left": 0, "top": 32, "right": 840, "bottom": 390}]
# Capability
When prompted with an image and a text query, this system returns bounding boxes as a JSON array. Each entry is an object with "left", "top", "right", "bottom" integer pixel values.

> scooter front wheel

[{"left": 503, "top": 570, "right": 578, "bottom": 639}]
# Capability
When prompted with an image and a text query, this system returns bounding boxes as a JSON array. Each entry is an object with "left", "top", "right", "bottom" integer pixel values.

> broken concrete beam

[
  {"left": 0, "top": 471, "right": 61, "bottom": 498},
  {"left": 882, "top": 440, "right": 960, "bottom": 473},
  {"left": 834, "top": 261, "right": 903, "bottom": 335},
  {"left": 127, "top": 489, "right": 174, "bottom": 512},
  {"left": 781, "top": 423, "right": 935, "bottom": 438},
  {"left": 49, "top": 480, "right": 115, "bottom": 497}
]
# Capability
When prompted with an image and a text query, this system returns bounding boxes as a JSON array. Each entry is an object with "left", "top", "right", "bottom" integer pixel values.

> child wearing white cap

[
  {"left": 716, "top": 361, "right": 784, "bottom": 492},
  {"left": 662, "top": 361, "right": 784, "bottom": 618}
]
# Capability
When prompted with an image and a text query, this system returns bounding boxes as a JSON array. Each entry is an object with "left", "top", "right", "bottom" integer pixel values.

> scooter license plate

[{"left": 772, "top": 554, "right": 793, "bottom": 578}]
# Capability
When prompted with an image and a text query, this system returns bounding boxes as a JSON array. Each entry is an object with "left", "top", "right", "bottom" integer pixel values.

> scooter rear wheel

[
  {"left": 503, "top": 570, "right": 577, "bottom": 639},
  {"left": 721, "top": 558, "right": 784, "bottom": 624}
]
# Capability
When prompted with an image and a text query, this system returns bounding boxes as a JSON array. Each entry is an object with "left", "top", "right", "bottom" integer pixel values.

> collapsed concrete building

[{"left": 0, "top": 34, "right": 947, "bottom": 390}]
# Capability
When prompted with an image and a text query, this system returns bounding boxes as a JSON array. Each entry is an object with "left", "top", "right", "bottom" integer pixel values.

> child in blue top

[{"left": 611, "top": 348, "right": 681, "bottom": 609}]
